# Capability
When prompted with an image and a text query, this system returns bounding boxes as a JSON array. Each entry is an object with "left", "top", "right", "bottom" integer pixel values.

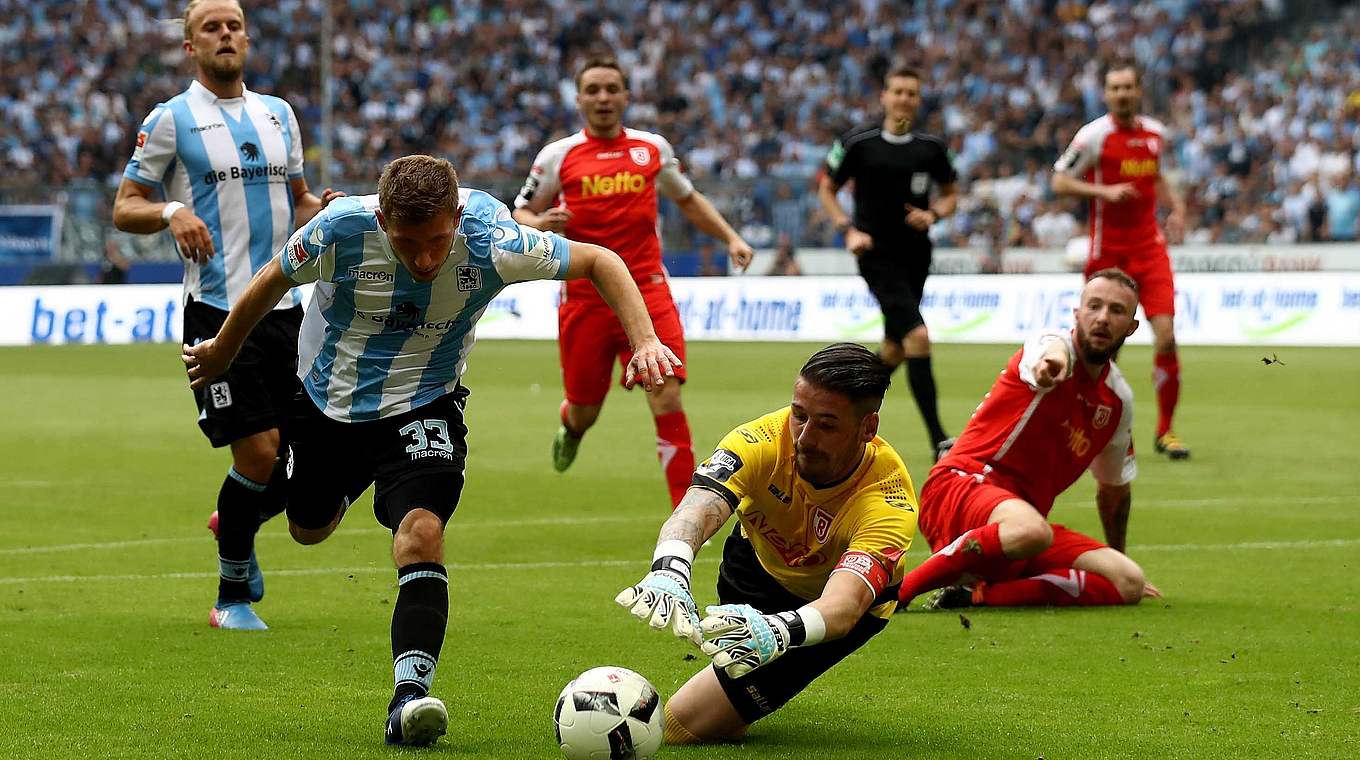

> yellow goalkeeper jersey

[{"left": 693, "top": 407, "right": 918, "bottom": 619}]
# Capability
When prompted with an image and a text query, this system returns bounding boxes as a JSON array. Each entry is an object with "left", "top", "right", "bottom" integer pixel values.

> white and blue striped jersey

[
  {"left": 123, "top": 80, "right": 305, "bottom": 311},
  {"left": 282, "top": 190, "right": 571, "bottom": 422}
]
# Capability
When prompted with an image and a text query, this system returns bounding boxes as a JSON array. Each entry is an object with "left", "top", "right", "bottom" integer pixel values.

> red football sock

[
  {"left": 898, "top": 523, "right": 1006, "bottom": 603},
  {"left": 975, "top": 569, "right": 1126, "bottom": 606},
  {"left": 654, "top": 410, "right": 694, "bottom": 510},
  {"left": 560, "top": 400, "right": 583, "bottom": 438},
  {"left": 1153, "top": 351, "right": 1180, "bottom": 438}
]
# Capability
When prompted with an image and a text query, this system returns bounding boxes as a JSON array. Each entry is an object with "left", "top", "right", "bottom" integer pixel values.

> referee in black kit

[{"left": 818, "top": 65, "right": 960, "bottom": 461}]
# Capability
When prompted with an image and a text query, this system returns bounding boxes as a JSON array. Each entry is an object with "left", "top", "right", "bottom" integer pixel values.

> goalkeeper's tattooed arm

[
  {"left": 615, "top": 488, "right": 731, "bottom": 646},
  {"left": 658, "top": 487, "right": 735, "bottom": 556}
]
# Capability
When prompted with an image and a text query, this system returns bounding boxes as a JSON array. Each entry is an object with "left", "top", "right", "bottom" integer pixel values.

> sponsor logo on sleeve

[
  {"left": 518, "top": 171, "right": 540, "bottom": 201},
  {"left": 629, "top": 146, "right": 651, "bottom": 166},
  {"left": 525, "top": 231, "right": 554, "bottom": 260},
  {"left": 132, "top": 131, "right": 147, "bottom": 162},
  {"left": 739, "top": 429, "right": 758, "bottom": 444},
  {"left": 697, "top": 448, "right": 743, "bottom": 483},
  {"left": 287, "top": 239, "right": 310, "bottom": 269},
  {"left": 1055, "top": 146, "right": 1081, "bottom": 172},
  {"left": 825, "top": 140, "right": 845, "bottom": 171}
]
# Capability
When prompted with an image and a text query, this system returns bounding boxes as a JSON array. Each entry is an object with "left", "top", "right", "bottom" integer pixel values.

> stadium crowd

[{"left": 1, "top": 0, "right": 1357, "bottom": 263}]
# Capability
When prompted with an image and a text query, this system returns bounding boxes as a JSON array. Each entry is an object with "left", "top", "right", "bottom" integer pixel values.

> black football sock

[
  {"left": 389, "top": 562, "right": 449, "bottom": 712},
  {"left": 906, "top": 355, "right": 949, "bottom": 446},
  {"left": 258, "top": 454, "right": 288, "bottom": 526},
  {"left": 216, "top": 468, "right": 266, "bottom": 602}
]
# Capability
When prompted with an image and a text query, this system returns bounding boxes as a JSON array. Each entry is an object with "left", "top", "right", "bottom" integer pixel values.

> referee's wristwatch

[
  {"left": 836, "top": 219, "right": 853, "bottom": 233},
  {"left": 924, "top": 209, "right": 940, "bottom": 225}
]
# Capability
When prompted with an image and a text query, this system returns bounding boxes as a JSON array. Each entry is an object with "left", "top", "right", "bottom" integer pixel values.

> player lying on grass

[
  {"left": 183, "top": 155, "right": 678, "bottom": 747},
  {"left": 897, "top": 268, "right": 1162, "bottom": 610},
  {"left": 616, "top": 343, "right": 917, "bottom": 743}
]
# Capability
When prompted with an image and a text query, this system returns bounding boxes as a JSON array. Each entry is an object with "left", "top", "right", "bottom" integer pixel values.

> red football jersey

[
  {"left": 1054, "top": 114, "right": 1169, "bottom": 256},
  {"left": 515, "top": 127, "right": 694, "bottom": 302},
  {"left": 932, "top": 331, "right": 1137, "bottom": 517}
]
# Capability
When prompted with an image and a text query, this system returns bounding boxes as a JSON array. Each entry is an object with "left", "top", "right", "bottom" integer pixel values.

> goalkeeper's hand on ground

[
  {"left": 699, "top": 604, "right": 804, "bottom": 678},
  {"left": 615, "top": 552, "right": 702, "bottom": 646}
]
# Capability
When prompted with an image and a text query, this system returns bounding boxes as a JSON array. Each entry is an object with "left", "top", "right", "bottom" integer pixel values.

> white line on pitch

[
  {"left": 0, "top": 515, "right": 654, "bottom": 556},
  {"left": 0, "top": 497, "right": 1350, "bottom": 557},
  {"left": 0, "top": 538, "right": 1356, "bottom": 586}
]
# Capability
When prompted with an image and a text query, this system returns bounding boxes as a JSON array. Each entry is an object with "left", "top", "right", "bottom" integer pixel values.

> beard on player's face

[{"left": 1075, "top": 321, "right": 1127, "bottom": 365}]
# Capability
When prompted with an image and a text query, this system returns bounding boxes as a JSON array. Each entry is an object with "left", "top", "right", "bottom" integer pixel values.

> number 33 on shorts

[{"left": 400, "top": 419, "right": 456, "bottom": 460}]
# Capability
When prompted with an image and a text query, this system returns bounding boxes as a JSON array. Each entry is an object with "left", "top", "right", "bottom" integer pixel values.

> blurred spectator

[
  {"left": 766, "top": 234, "right": 803, "bottom": 276},
  {"left": 1326, "top": 170, "right": 1360, "bottom": 241},
  {"left": 98, "top": 238, "right": 131, "bottom": 284},
  {"left": 4, "top": 0, "right": 1358, "bottom": 260},
  {"left": 696, "top": 241, "right": 724, "bottom": 277},
  {"left": 1032, "top": 201, "right": 1080, "bottom": 249}
]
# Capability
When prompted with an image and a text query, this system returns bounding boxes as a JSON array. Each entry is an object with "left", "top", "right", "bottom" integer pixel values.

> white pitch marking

[
  {"left": 1, "top": 539, "right": 1357, "bottom": 585},
  {"left": 0, "top": 515, "right": 655, "bottom": 556}
]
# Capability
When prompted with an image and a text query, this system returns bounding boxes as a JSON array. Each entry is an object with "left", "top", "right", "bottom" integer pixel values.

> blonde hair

[
  {"left": 180, "top": 0, "right": 245, "bottom": 40},
  {"left": 378, "top": 156, "right": 460, "bottom": 226}
]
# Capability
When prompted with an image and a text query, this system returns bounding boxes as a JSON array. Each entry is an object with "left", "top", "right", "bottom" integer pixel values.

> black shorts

[
  {"left": 183, "top": 297, "right": 302, "bottom": 448},
  {"left": 857, "top": 247, "right": 931, "bottom": 341},
  {"left": 283, "top": 386, "right": 470, "bottom": 532},
  {"left": 711, "top": 525, "right": 890, "bottom": 725}
]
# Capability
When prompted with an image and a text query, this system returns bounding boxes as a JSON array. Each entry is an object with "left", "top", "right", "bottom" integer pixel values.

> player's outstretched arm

[
  {"left": 700, "top": 572, "right": 869, "bottom": 678},
  {"left": 616, "top": 487, "right": 734, "bottom": 645},
  {"left": 673, "top": 191, "right": 753, "bottom": 271},
  {"left": 562, "top": 241, "right": 680, "bottom": 391},
  {"left": 183, "top": 257, "right": 293, "bottom": 390},
  {"left": 1033, "top": 339, "right": 1072, "bottom": 388},
  {"left": 1096, "top": 482, "right": 1132, "bottom": 554}
]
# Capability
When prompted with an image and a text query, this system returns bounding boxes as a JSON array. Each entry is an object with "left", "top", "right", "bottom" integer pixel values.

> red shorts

[
  {"left": 918, "top": 468, "right": 1108, "bottom": 582},
  {"left": 1086, "top": 242, "right": 1175, "bottom": 317},
  {"left": 558, "top": 278, "right": 687, "bottom": 406}
]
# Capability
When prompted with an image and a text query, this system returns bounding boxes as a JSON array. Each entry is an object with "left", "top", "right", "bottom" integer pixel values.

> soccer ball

[{"left": 554, "top": 666, "right": 663, "bottom": 760}]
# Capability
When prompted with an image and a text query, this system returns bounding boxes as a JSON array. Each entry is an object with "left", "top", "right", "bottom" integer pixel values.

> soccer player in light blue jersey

[
  {"left": 183, "top": 155, "right": 680, "bottom": 746},
  {"left": 112, "top": 0, "right": 341, "bottom": 631}
]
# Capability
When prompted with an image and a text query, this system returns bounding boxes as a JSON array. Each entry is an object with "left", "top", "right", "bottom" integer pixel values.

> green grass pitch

[{"left": 0, "top": 340, "right": 1356, "bottom": 759}]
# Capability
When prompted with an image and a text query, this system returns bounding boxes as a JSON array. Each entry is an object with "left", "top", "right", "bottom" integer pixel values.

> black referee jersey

[{"left": 824, "top": 125, "right": 957, "bottom": 250}]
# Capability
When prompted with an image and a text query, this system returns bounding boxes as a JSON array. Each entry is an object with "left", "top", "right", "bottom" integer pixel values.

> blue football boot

[
  {"left": 385, "top": 694, "right": 448, "bottom": 746},
  {"left": 209, "top": 601, "right": 268, "bottom": 631}
]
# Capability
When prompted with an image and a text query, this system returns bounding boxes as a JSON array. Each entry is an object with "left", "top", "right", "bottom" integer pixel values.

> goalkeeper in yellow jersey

[{"left": 616, "top": 342, "right": 919, "bottom": 743}]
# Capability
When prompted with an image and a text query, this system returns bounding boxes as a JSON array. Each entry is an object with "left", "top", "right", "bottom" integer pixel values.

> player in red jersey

[
  {"left": 896, "top": 269, "right": 1161, "bottom": 609},
  {"left": 513, "top": 56, "right": 753, "bottom": 508},
  {"left": 1053, "top": 60, "right": 1191, "bottom": 460}
]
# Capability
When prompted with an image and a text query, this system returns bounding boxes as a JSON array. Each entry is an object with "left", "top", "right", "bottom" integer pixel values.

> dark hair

[
  {"left": 1102, "top": 58, "right": 1140, "bottom": 85},
  {"left": 575, "top": 56, "right": 630, "bottom": 90},
  {"left": 377, "top": 155, "right": 459, "bottom": 226},
  {"left": 883, "top": 66, "right": 922, "bottom": 88},
  {"left": 1086, "top": 267, "right": 1140, "bottom": 297},
  {"left": 799, "top": 343, "right": 891, "bottom": 414}
]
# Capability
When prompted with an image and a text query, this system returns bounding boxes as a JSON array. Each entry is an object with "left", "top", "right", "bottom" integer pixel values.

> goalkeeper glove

[
  {"left": 615, "top": 542, "right": 702, "bottom": 645},
  {"left": 699, "top": 604, "right": 825, "bottom": 678}
]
